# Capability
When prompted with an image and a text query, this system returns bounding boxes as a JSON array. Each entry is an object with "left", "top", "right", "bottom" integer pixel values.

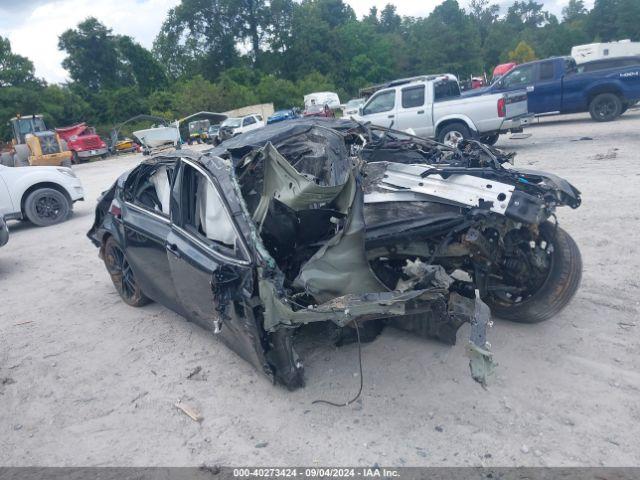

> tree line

[{"left": 1, "top": 0, "right": 639, "bottom": 140}]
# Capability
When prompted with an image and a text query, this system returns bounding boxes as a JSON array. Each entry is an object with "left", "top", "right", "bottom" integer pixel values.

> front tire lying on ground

[
  {"left": 486, "top": 222, "right": 582, "bottom": 323},
  {"left": 24, "top": 187, "right": 71, "bottom": 226},
  {"left": 103, "top": 236, "right": 151, "bottom": 307}
]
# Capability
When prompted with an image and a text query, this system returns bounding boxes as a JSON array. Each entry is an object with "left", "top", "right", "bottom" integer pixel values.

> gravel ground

[{"left": 1, "top": 111, "right": 639, "bottom": 467}]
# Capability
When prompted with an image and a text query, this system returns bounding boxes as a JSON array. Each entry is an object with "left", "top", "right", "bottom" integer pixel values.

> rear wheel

[
  {"left": 438, "top": 122, "right": 471, "bottom": 148},
  {"left": 61, "top": 157, "right": 72, "bottom": 168},
  {"left": 589, "top": 93, "right": 622, "bottom": 122},
  {"left": 24, "top": 188, "right": 71, "bottom": 226},
  {"left": 485, "top": 222, "right": 582, "bottom": 323},
  {"left": 103, "top": 237, "right": 151, "bottom": 307},
  {"left": 71, "top": 151, "right": 80, "bottom": 165}
]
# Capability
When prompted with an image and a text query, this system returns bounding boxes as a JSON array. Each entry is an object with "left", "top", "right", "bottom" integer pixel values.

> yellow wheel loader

[{"left": 0, "top": 115, "right": 72, "bottom": 168}]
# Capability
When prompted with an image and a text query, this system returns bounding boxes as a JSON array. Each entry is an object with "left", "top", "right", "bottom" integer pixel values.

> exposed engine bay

[{"left": 202, "top": 119, "right": 581, "bottom": 388}]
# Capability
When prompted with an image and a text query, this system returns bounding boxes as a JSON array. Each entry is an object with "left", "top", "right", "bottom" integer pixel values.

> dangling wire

[{"left": 312, "top": 319, "right": 364, "bottom": 408}]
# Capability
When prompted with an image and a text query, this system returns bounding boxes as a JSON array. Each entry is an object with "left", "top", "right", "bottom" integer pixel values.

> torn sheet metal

[
  {"left": 252, "top": 142, "right": 352, "bottom": 227},
  {"left": 293, "top": 187, "right": 387, "bottom": 303},
  {"left": 259, "top": 277, "right": 446, "bottom": 332},
  {"left": 466, "top": 292, "right": 495, "bottom": 386},
  {"left": 375, "top": 162, "right": 515, "bottom": 214}
]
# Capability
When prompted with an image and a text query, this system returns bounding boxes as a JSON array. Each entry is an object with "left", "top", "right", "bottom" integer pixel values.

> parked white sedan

[{"left": 0, "top": 165, "right": 85, "bottom": 227}]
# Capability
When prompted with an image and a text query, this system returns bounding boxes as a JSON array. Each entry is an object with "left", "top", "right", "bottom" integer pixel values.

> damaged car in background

[{"left": 88, "top": 119, "right": 581, "bottom": 391}]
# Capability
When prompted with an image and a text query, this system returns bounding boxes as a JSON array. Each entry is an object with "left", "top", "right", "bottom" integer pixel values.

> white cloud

[
  {"left": 1, "top": 0, "right": 180, "bottom": 83},
  {"left": 0, "top": 0, "right": 588, "bottom": 84}
]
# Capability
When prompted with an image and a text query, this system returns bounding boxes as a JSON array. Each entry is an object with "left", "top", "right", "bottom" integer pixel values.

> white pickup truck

[{"left": 353, "top": 74, "right": 532, "bottom": 146}]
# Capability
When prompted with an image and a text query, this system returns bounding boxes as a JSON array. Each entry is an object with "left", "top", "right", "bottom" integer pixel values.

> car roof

[{"left": 515, "top": 56, "right": 573, "bottom": 68}]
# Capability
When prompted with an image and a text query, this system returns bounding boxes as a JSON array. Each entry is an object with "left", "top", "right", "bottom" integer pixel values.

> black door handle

[
  {"left": 166, "top": 243, "right": 180, "bottom": 258},
  {"left": 417, "top": 110, "right": 425, "bottom": 114},
  {"left": 387, "top": 115, "right": 395, "bottom": 119}
]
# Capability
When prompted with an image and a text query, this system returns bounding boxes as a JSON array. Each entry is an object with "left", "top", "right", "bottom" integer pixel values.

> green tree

[
  {"left": 614, "top": 0, "right": 640, "bottom": 40},
  {"left": 468, "top": 0, "right": 500, "bottom": 47},
  {"left": 116, "top": 36, "right": 167, "bottom": 95},
  {"left": 508, "top": 40, "right": 537, "bottom": 62},
  {"left": 267, "top": 0, "right": 295, "bottom": 54},
  {"left": 255, "top": 75, "right": 300, "bottom": 108},
  {"left": 406, "top": 0, "right": 483, "bottom": 78},
  {"left": 154, "top": 0, "right": 240, "bottom": 81},
  {"left": 0, "top": 36, "right": 37, "bottom": 87},
  {"left": 58, "top": 18, "right": 123, "bottom": 91},
  {"left": 379, "top": 5, "right": 402, "bottom": 34},
  {"left": 59, "top": 18, "right": 166, "bottom": 95},
  {"left": 562, "top": 0, "right": 587, "bottom": 22},
  {"left": 506, "top": 1, "right": 550, "bottom": 28},
  {"left": 234, "top": 0, "right": 270, "bottom": 63}
]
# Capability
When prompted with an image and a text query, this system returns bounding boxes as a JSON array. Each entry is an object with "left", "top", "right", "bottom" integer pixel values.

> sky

[{"left": 0, "top": 0, "right": 588, "bottom": 84}]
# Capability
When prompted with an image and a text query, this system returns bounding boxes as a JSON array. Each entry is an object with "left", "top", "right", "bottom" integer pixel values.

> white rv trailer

[
  {"left": 303, "top": 92, "right": 341, "bottom": 110},
  {"left": 571, "top": 40, "right": 640, "bottom": 64}
]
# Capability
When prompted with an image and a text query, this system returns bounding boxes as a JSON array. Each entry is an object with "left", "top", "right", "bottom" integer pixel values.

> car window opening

[
  {"left": 181, "top": 163, "right": 237, "bottom": 251},
  {"left": 130, "top": 164, "right": 173, "bottom": 216}
]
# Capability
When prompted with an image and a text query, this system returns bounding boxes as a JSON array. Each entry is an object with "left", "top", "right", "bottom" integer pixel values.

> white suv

[
  {"left": 0, "top": 165, "right": 85, "bottom": 227},
  {"left": 217, "top": 114, "right": 265, "bottom": 144}
]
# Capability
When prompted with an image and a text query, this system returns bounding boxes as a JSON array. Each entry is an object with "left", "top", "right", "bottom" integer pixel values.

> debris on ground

[
  {"left": 186, "top": 366, "right": 204, "bottom": 380},
  {"left": 593, "top": 148, "right": 618, "bottom": 160},
  {"left": 175, "top": 401, "right": 203, "bottom": 423}
]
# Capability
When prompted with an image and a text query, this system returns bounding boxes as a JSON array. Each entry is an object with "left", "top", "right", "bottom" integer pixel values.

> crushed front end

[{"left": 206, "top": 121, "right": 495, "bottom": 390}]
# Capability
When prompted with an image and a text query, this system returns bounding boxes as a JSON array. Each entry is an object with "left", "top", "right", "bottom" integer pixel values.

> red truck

[{"left": 55, "top": 123, "right": 108, "bottom": 163}]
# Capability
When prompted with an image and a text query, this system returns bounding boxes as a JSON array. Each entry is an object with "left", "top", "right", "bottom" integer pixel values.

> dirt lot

[{"left": 2, "top": 111, "right": 639, "bottom": 467}]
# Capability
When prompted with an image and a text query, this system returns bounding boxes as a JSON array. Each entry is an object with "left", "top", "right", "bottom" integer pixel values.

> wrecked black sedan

[{"left": 88, "top": 119, "right": 496, "bottom": 390}]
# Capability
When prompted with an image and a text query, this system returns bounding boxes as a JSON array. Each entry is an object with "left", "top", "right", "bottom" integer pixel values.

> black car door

[
  {"left": 166, "top": 159, "right": 252, "bottom": 331},
  {"left": 166, "top": 159, "right": 274, "bottom": 376},
  {"left": 121, "top": 163, "right": 183, "bottom": 313}
]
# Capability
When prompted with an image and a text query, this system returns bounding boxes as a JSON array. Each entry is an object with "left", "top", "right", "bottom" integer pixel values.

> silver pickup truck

[{"left": 353, "top": 74, "right": 532, "bottom": 146}]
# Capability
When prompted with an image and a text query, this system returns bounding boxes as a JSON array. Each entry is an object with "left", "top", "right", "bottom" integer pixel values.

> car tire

[
  {"left": 479, "top": 133, "right": 500, "bottom": 145},
  {"left": 24, "top": 187, "right": 71, "bottom": 227},
  {"left": 437, "top": 122, "right": 472, "bottom": 148},
  {"left": 485, "top": 223, "right": 582, "bottom": 323},
  {"left": 71, "top": 151, "right": 80, "bottom": 165},
  {"left": 589, "top": 93, "right": 622, "bottom": 122},
  {"left": 103, "top": 236, "right": 151, "bottom": 307},
  {"left": 62, "top": 157, "right": 72, "bottom": 168}
]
